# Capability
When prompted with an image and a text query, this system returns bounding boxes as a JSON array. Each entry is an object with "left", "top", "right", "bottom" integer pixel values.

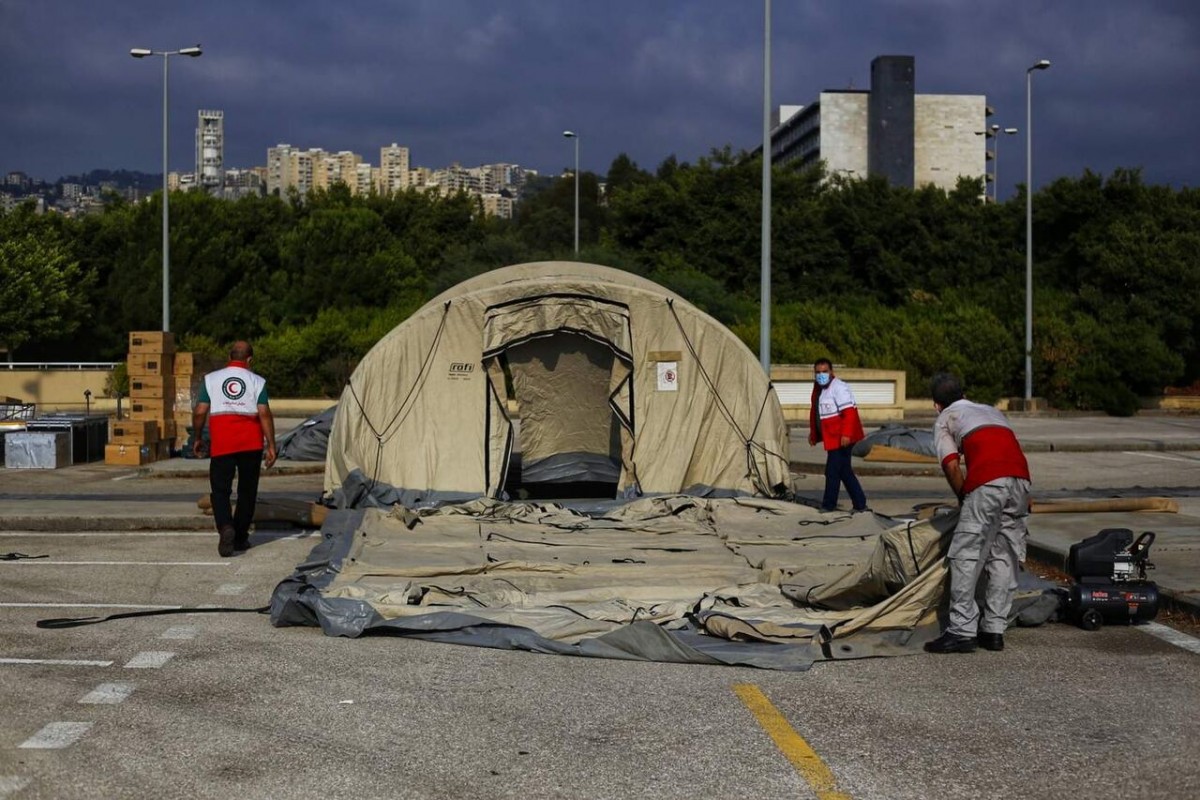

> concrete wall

[
  {"left": 819, "top": 92, "right": 869, "bottom": 178},
  {"left": 915, "top": 94, "right": 987, "bottom": 192},
  {"left": 771, "top": 366, "right": 907, "bottom": 424},
  {"left": 0, "top": 369, "right": 115, "bottom": 410}
]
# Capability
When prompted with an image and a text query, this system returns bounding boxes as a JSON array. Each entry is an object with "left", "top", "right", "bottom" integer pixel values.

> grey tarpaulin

[
  {"left": 852, "top": 424, "right": 937, "bottom": 459},
  {"left": 276, "top": 405, "right": 336, "bottom": 462},
  {"left": 270, "top": 498, "right": 1060, "bottom": 670}
]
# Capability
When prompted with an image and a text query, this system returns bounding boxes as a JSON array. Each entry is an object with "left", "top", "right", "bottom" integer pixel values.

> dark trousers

[
  {"left": 209, "top": 449, "right": 262, "bottom": 537},
  {"left": 822, "top": 445, "right": 868, "bottom": 511}
]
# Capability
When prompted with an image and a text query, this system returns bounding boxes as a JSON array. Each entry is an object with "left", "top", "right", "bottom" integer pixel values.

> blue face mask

[{"left": 815, "top": 372, "right": 832, "bottom": 387}]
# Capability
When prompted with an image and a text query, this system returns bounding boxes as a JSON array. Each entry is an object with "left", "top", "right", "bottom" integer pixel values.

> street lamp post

[
  {"left": 760, "top": 0, "right": 772, "bottom": 375},
  {"left": 562, "top": 131, "right": 579, "bottom": 256},
  {"left": 131, "top": 45, "right": 202, "bottom": 333},
  {"left": 994, "top": 125, "right": 1018, "bottom": 202},
  {"left": 1025, "top": 58, "right": 1050, "bottom": 402}
]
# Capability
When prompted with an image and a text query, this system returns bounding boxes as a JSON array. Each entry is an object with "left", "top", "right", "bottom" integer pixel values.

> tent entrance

[{"left": 501, "top": 332, "right": 622, "bottom": 499}]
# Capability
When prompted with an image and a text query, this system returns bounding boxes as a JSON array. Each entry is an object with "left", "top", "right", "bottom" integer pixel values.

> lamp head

[
  {"left": 130, "top": 48, "right": 152, "bottom": 58},
  {"left": 1030, "top": 59, "right": 1051, "bottom": 71},
  {"left": 179, "top": 46, "right": 202, "bottom": 57},
  {"left": 1004, "top": 127, "right": 1019, "bottom": 135},
  {"left": 562, "top": 130, "right": 576, "bottom": 139},
  {"left": 990, "top": 124, "right": 1000, "bottom": 132}
]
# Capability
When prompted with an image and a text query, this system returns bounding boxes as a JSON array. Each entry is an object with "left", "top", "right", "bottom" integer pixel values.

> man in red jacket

[
  {"left": 192, "top": 341, "right": 277, "bottom": 557},
  {"left": 924, "top": 372, "right": 1032, "bottom": 654},
  {"left": 807, "top": 358, "right": 868, "bottom": 513}
]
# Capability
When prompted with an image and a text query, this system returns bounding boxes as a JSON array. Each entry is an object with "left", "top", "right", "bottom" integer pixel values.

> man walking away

[
  {"left": 924, "top": 372, "right": 1032, "bottom": 654},
  {"left": 193, "top": 341, "right": 276, "bottom": 557},
  {"left": 808, "top": 358, "right": 868, "bottom": 513}
]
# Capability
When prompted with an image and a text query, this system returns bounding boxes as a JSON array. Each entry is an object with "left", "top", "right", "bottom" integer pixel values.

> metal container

[{"left": 5, "top": 431, "right": 71, "bottom": 469}]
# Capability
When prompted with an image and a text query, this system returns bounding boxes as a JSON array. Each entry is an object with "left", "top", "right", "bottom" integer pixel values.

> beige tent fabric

[
  {"left": 326, "top": 263, "right": 790, "bottom": 502},
  {"left": 316, "top": 498, "right": 951, "bottom": 652}
]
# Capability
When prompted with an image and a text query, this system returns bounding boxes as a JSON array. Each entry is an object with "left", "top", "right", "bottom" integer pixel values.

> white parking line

[
  {"left": 1, "top": 560, "right": 232, "bottom": 566},
  {"left": 0, "top": 776, "right": 31, "bottom": 797},
  {"left": 160, "top": 625, "right": 198, "bottom": 640},
  {"left": 0, "top": 657, "right": 113, "bottom": 667},
  {"left": 0, "top": 603, "right": 179, "bottom": 610},
  {"left": 1122, "top": 451, "right": 1200, "bottom": 463},
  {"left": 79, "top": 682, "right": 136, "bottom": 704},
  {"left": 1140, "top": 622, "right": 1200, "bottom": 655},
  {"left": 18, "top": 722, "right": 93, "bottom": 749},
  {"left": 124, "top": 651, "right": 174, "bottom": 669},
  {"left": 215, "top": 584, "right": 246, "bottom": 596},
  {"left": 0, "top": 532, "right": 210, "bottom": 537}
]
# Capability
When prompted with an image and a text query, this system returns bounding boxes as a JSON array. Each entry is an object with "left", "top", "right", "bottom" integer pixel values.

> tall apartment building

[
  {"left": 195, "top": 110, "right": 224, "bottom": 193},
  {"left": 266, "top": 144, "right": 294, "bottom": 196},
  {"left": 769, "top": 55, "right": 987, "bottom": 193},
  {"left": 378, "top": 144, "right": 410, "bottom": 194}
]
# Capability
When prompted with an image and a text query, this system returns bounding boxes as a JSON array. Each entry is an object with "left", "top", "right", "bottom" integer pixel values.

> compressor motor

[{"left": 1065, "top": 528, "right": 1159, "bottom": 630}]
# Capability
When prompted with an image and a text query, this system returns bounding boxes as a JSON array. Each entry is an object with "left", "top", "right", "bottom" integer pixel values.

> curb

[
  {"left": 137, "top": 462, "right": 325, "bottom": 479},
  {"left": 0, "top": 515, "right": 216, "bottom": 532}
]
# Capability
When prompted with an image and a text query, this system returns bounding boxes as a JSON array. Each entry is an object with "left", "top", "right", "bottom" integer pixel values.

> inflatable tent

[{"left": 325, "top": 262, "right": 792, "bottom": 507}]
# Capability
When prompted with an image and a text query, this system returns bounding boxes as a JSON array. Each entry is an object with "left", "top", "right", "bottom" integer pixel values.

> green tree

[{"left": 0, "top": 220, "right": 92, "bottom": 356}]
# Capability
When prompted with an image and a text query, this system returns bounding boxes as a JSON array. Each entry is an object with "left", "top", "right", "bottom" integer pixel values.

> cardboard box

[
  {"left": 5, "top": 432, "right": 71, "bottom": 469},
  {"left": 104, "top": 443, "right": 154, "bottom": 466},
  {"left": 173, "top": 351, "right": 196, "bottom": 375},
  {"left": 127, "top": 353, "right": 173, "bottom": 377},
  {"left": 111, "top": 420, "right": 158, "bottom": 445},
  {"left": 130, "top": 398, "right": 172, "bottom": 420},
  {"left": 128, "top": 331, "right": 176, "bottom": 355},
  {"left": 129, "top": 376, "right": 176, "bottom": 399}
]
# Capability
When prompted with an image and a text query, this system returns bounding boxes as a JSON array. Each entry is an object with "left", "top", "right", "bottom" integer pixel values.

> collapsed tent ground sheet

[{"left": 270, "top": 497, "right": 1057, "bottom": 670}]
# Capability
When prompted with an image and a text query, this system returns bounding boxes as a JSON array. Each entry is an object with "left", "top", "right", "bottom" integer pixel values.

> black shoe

[
  {"left": 978, "top": 632, "right": 1004, "bottom": 651},
  {"left": 217, "top": 526, "right": 236, "bottom": 558},
  {"left": 819, "top": 506, "right": 839, "bottom": 514},
  {"left": 924, "top": 632, "right": 978, "bottom": 654},
  {"left": 233, "top": 535, "right": 251, "bottom": 552},
  {"left": 852, "top": 506, "right": 871, "bottom": 514}
]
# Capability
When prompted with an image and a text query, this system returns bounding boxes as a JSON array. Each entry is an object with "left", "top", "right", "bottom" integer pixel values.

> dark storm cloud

[{"left": 1, "top": 0, "right": 1196, "bottom": 192}]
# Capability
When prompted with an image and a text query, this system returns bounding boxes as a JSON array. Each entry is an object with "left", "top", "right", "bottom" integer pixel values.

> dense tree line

[{"left": 2, "top": 152, "right": 1197, "bottom": 413}]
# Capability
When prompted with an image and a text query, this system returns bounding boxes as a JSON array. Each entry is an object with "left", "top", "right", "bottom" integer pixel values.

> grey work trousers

[{"left": 946, "top": 477, "right": 1031, "bottom": 637}]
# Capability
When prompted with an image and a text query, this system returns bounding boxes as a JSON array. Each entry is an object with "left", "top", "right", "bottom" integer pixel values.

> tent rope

[
  {"left": 345, "top": 301, "right": 452, "bottom": 495},
  {"left": 665, "top": 299, "right": 788, "bottom": 496}
]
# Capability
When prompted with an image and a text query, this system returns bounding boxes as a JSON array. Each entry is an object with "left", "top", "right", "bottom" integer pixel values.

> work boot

[
  {"left": 923, "top": 632, "right": 978, "bottom": 654},
  {"left": 978, "top": 632, "right": 1005, "bottom": 651},
  {"left": 217, "top": 525, "right": 236, "bottom": 558}
]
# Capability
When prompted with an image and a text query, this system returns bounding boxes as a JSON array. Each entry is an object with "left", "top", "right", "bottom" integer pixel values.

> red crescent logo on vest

[{"left": 221, "top": 377, "right": 247, "bottom": 400}]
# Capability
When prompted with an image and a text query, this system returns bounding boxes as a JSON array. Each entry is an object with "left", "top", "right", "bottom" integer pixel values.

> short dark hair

[
  {"left": 931, "top": 372, "right": 965, "bottom": 407},
  {"left": 229, "top": 341, "right": 254, "bottom": 361},
  {"left": 813, "top": 357, "right": 833, "bottom": 370}
]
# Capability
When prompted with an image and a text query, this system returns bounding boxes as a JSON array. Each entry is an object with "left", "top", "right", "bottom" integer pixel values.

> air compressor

[{"left": 1065, "top": 528, "right": 1159, "bottom": 630}]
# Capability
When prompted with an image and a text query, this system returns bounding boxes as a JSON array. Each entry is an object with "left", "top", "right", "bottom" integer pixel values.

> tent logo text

[{"left": 448, "top": 362, "right": 475, "bottom": 379}]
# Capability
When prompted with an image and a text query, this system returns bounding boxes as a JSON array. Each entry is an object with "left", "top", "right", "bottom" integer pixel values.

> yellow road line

[{"left": 733, "top": 683, "right": 853, "bottom": 800}]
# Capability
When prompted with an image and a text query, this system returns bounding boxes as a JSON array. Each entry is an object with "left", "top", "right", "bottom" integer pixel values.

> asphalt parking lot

[{"left": 1, "top": 425, "right": 1199, "bottom": 799}]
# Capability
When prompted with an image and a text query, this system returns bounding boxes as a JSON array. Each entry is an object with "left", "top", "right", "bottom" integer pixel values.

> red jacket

[{"left": 809, "top": 377, "right": 865, "bottom": 451}]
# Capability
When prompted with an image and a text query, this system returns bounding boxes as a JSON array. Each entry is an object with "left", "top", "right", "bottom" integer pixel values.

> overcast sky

[{"left": 2, "top": 1, "right": 1196, "bottom": 200}]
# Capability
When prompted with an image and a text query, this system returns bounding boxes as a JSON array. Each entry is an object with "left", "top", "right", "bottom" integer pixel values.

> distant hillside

[{"left": 57, "top": 169, "right": 161, "bottom": 189}]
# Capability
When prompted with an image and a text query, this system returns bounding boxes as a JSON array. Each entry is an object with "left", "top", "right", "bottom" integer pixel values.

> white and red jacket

[
  {"left": 198, "top": 361, "right": 269, "bottom": 457},
  {"left": 933, "top": 399, "right": 1031, "bottom": 494},
  {"left": 810, "top": 377, "right": 866, "bottom": 451}
]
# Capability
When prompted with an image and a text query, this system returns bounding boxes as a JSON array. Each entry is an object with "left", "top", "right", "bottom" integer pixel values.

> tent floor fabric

[{"left": 269, "top": 497, "right": 1059, "bottom": 671}]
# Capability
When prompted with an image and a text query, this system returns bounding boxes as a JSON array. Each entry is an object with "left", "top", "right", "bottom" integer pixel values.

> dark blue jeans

[{"left": 822, "top": 445, "right": 868, "bottom": 511}]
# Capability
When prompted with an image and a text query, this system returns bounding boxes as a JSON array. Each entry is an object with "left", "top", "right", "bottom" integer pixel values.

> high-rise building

[
  {"left": 266, "top": 144, "right": 294, "bottom": 196},
  {"left": 378, "top": 143, "right": 410, "bottom": 194},
  {"left": 195, "top": 110, "right": 224, "bottom": 193},
  {"left": 769, "top": 55, "right": 988, "bottom": 193}
]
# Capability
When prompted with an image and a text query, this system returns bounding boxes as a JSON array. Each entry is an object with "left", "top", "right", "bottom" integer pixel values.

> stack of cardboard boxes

[
  {"left": 105, "top": 332, "right": 189, "bottom": 466},
  {"left": 172, "top": 351, "right": 204, "bottom": 449}
]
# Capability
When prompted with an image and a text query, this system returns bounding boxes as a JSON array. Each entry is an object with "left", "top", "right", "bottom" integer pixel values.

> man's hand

[
  {"left": 192, "top": 440, "right": 204, "bottom": 458},
  {"left": 264, "top": 446, "right": 277, "bottom": 469},
  {"left": 807, "top": 432, "right": 817, "bottom": 447},
  {"left": 839, "top": 435, "right": 851, "bottom": 448}
]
